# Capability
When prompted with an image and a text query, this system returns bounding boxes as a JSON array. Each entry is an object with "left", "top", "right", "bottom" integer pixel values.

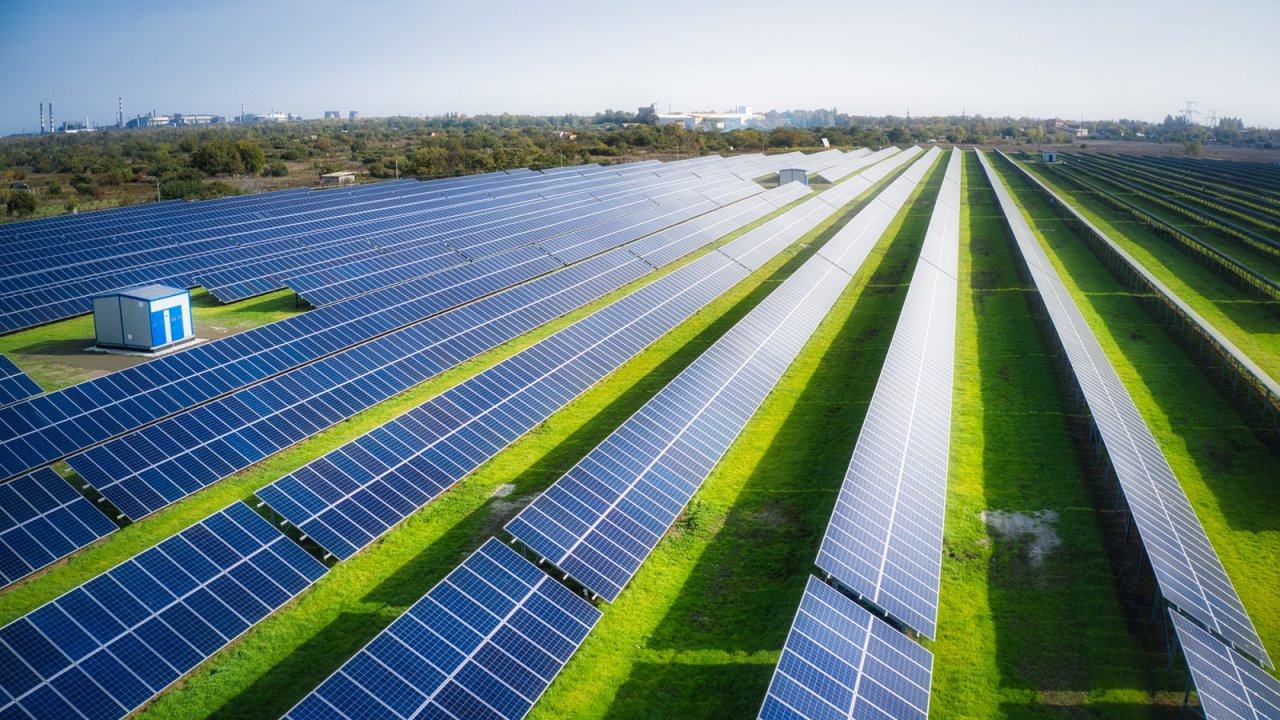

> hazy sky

[{"left": 3, "top": 0, "right": 1278, "bottom": 135}]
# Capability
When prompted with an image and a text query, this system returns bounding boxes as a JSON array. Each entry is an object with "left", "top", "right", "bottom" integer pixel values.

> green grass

[
  {"left": 989, "top": 155, "right": 1280, "bottom": 678},
  {"left": 1010, "top": 159, "right": 1280, "bottom": 383},
  {"left": 0, "top": 287, "right": 305, "bottom": 392},
  {"left": 930, "top": 153, "right": 1176, "bottom": 719},
  {"left": 528, "top": 151, "right": 944, "bottom": 719}
]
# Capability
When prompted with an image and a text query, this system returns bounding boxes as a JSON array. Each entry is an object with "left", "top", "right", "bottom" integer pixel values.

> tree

[
  {"left": 6, "top": 191, "right": 37, "bottom": 217},
  {"left": 1184, "top": 139, "right": 1204, "bottom": 156},
  {"left": 191, "top": 140, "right": 244, "bottom": 175},
  {"left": 236, "top": 140, "right": 266, "bottom": 174}
]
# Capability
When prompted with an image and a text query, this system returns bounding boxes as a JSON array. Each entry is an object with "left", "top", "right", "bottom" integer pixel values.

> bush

[
  {"left": 70, "top": 173, "right": 94, "bottom": 195},
  {"left": 44, "top": 180, "right": 62, "bottom": 195},
  {"left": 262, "top": 160, "right": 289, "bottom": 177},
  {"left": 201, "top": 181, "right": 237, "bottom": 199},
  {"left": 5, "top": 191, "right": 37, "bottom": 217}
]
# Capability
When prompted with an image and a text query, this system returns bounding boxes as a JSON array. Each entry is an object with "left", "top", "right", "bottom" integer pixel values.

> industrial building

[
  {"left": 655, "top": 105, "right": 764, "bottom": 131},
  {"left": 93, "top": 285, "right": 193, "bottom": 351}
]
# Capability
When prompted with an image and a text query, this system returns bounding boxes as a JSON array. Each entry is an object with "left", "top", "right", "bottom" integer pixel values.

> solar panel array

[
  {"left": 976, "top": 150, "right": 1272, "bottom": 669},
  {"left": 505, "top": 147, "right": 937, "bottom": 603},
  {"left": 65, "top": 181, "right": 791, "bottom": 521},
  {"left": 815, "top": 149, "right": 962, "bottom": 640},
  {"left": 283, "top": 538, "right": 600, "bottom": 720},
  {"left": 759, "top": 577, "right": 932, "bottom": 720},
  {"left": 0, "top": 468, "right": 117, "bottom": 589},
  {"left": 1168, "top": 610, "right": 1280, "bottom": 720},
  {"left": 0, "top": 502, "right": 326, "bottom": 720},
  {"left": 0, "top": 355, "right": 41, "bottom": 407},
  {"left": 255, "top": 184, "right": 808, "bottom": 559},
  {"left": 0, "top": 166, "right": 764, "bottom": 482}
]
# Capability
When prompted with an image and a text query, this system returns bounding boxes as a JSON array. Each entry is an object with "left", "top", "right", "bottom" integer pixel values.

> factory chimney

[
  {"left": 118, "top": 97, "right": 123, "bottom": 128},
  {"left": 49, "top": 102, "right": 54, "bottom": 133},
  {"left": 39, "top": 103, "right": 45, "bottom": 134}
]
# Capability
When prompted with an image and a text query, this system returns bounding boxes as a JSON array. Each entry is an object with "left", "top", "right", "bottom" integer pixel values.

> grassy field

[
  {"left": 1009, "top": 158, "right": 1280, "bottom": 382},
  {"left": 989, "top": 155, "right": 1280, "bottom": 679},
  {"left": 928, "top": 152, "right": 1178, "bottom": 719},
  {"left": 527, "top": 151, "right": 944, "bottom": 719}
]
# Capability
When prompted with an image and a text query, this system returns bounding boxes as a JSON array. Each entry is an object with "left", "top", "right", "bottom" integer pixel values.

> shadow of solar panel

[
  {"left": 977, "top": 151, "right": 1271, "bottom": 669},
  {"left": 284, "top": 538, "right": 598, "bottom": 720}
]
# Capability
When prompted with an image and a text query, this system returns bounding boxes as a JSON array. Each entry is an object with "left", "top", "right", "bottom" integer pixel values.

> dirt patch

[
  {"left": 982, "top": 509, "right": 1061, "bottom": 568},
  {"left": 489, "top": 483, "right": 517, "bottom": 499}
]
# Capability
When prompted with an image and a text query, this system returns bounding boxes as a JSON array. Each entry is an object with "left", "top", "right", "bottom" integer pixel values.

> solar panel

[
  {"left": 0, "top": 467, "right": 117, "bottom": 588},
  {"left": 977, "top": 150, "right": 1272, "bottom": 668},
  {"left": 283, "top": 538, "right": 599, "bottom": 720},
  {"left": 0, "top": 354, "right": 41, "bottom": 407},
  {"left": 256, "top": 200, "right": 778, "bottom": 559},
  {"left": 505, "top": 149, "right": 938, "bottom": 602},
  {"left": 1169, "top": 610, "right": 1280, "bottom": 720},
  {"left": 815, "top": 150, "right": 961, "bottom": 639},
  {"left": 758, "top": 577, "right": 932, "bottom": 720},
  {"left": 0, "top": 502, "right": 325, "bottom": 720}
]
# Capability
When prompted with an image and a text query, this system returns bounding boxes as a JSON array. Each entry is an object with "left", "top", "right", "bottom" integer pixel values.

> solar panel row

[
  {"left": 1168, "top": 610, "right": 1280, "bottom": 720},
  {"left": 0, "top": 170, "right": 752, "bottom": 480},
  {"left": 505, "top": 148, "right": 936, "bottom": 603},
  {"left": 68, "top": 188, "right": 790, "bottom": 521},
  {"left": 0, "top": 355, "right": 42, "bottom": 408},
  {"left": 0, "top": 502, "right": 326, "bottom": 720},
  {"left": 0, "top": 467, "right": 117, "bottom": 589},
  {"left": 284, "top": 538, "right": 599, "bottom": 720},
  {"left": 976, "top": 150, "right": 1271, "bottom": 669},
  {"left": 255, "top": 189, "right": 792, "bottom": 559},
  {"left": 815, "top": 149, "right": 961, "bottom": 640},
  {"left": 759, "top": 577, "right": 932, "bottom": 720}
]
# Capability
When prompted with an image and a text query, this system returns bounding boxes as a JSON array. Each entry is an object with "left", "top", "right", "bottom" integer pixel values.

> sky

[{"left": 2, "top": 0, "right": 1278, "bottom": 135}]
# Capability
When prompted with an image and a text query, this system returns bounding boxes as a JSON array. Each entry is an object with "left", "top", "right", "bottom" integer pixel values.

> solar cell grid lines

[
  {"left": 0, "top": 354, "right": 42, "bottom": 407},
  {"left": 976, "top": 150, "right": 1272, "bottom": 669},
  {"left": 505, "top": 148, "right": 938, "bottom": 602},
  {"left": 283, "top": 538, "right": 600, "bottom": 720},
  {"left": 0, "top": 502, "right": 326, "bottom": 720},
  {"left": 815, "top": 149, "right": 961, "bottom": 639},
  {"left": 1168, "top": 610, "right": 1280, "bottom": 720},
  {"left": 0, "top": 467, "right": 117, "bottom": 589},
  {"left": 758, "top": 577, "right": 932, "bottom": 720}
]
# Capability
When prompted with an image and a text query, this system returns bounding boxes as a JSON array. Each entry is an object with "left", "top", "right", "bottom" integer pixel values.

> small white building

[
  {"left": 1041, "top": 151, "right": 1058, "bottom": 162},
  {"left": 321, "top": 171, "right": 357, "bottom": 186},
  {"left": 93, "top": 285, "right": 192, "bottom": 351}
]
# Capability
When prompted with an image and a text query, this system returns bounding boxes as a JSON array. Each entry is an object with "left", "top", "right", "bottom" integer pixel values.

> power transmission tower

[
  {"left": 1207, "top": 109, "right": 1219, "bottom": 128},
  {"left": 1182, "top": 100, "right": 1199, "bottom": 124}
]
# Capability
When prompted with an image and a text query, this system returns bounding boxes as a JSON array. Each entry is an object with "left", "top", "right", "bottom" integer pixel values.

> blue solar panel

[
  {"left": 1169, "top": 610, "right": 1280, "bottom": 720},
  {"left": 815, "top": 150, "right": 959, "bottom": 639},
  {"left": 979, "top": 150, "right": 1272, "bottom": 668},
  {"left": 256, "top": 198, "right": 777, "bottom": 559},
  {"left": 284, "top": 538, "right": 598, "bottom": 720},
  {"left": 503, "top": 152, "right": 934, "bottom": 601},
  {"left": 0, "top": 354, "right": 41, "bottom": 407},
  {"left": 0, "top": 502, "right": 325, "bottom": 720},
  {"left": 0, "top": 467, "right": 116, "bottom": 588},
  {"left": 759, "top": 577, "right": 932, "bottom": 720}
]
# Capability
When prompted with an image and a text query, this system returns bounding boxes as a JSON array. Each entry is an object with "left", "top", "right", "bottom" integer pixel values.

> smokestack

[
  {"left": 49, "top": 102, "right": 54, "bottom": 132},
  {"left": 118, "top": 97, "right": 123, "bottom": 128},
  {"left": 39, "top": 103, "right": 45, "bottom": 134}
]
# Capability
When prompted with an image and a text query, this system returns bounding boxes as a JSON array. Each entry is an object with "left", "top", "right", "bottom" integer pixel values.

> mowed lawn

[{"left": 991, "top": 154, "right": 1280, "bottom": 678}]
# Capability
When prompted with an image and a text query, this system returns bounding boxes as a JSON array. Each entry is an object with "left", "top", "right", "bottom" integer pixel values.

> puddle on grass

[{"left": 981, "top": 509, "right": 1061, "bottom": 568}]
